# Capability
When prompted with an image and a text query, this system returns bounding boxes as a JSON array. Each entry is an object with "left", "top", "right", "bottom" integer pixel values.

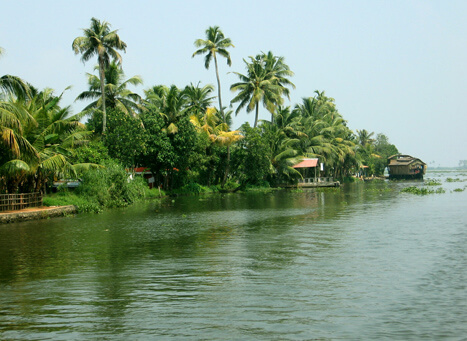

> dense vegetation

[{"left": 1, "top": 19, "right": 400, "bottom": 209}]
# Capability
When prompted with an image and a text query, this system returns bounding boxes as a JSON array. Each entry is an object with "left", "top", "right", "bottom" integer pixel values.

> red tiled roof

[
  {"left": 134, "top": 167, "right": 149, "bottom": 173},
  {"left": 293, "top": 158, "right": 318, "bottom": 168}
]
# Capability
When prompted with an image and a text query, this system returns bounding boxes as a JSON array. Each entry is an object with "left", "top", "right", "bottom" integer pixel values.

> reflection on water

[{"left": 1, "top": 170, "right": 466, "bottom": 339}]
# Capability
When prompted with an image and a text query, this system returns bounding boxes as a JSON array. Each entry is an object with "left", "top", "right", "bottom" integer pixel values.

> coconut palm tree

[
  {"left": 230, "top": 56, "right": 281, "bottom": 128},
  {"left": 144, "top": 85, "right": 188, "bottom": 135},
  {"left": 356, "top": 129, "right": 375, "bottom": 147},
  {"left": 192, "top": 26, "right": 234, "bottom": 122},
  {"left": 183, "top": 82, "right": 215, "bottom": 120},
  {"left": 72, "top": 17, "right": 127, "bottom": 134},
  {"left": 76, "top": 62, "right": 144, "bottom": 120},
  {"left": 295, "top": 95, "right": 358, "bottom": 178},
  {"left": 1, "top": 47, "right": 30, "bottom": 100},
  {"left": 1, "top": 86, "right": 94, "bottom": 193},
  {"left": 0, "top": 75, "right": 30, "bottom": 101},
  {"left": 230, "top": 52, "right": 294, "bottom": 128},
  {"left": 261, "top": 52, "right": 295, "bottom": 122}
]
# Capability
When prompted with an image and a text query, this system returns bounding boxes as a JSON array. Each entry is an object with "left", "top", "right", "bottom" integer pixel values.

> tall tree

[
  {"left": 184, "top": 82, "right": 215, "bottom": 120},
  {"left": 192, "top": 26, "right": 234, "bottom": 122},
  {"left": 72, "top": 17, "right": 127, "bottom": 134},
  {"left": 230, "top": 52, "right": 294, "bottom": 128},
  {"left": 144, "top": 85, "right": 188, "bottom": 135},
  {"left": 356, "top": 129, "right": 375, "bottom": 148},
  {"left": 76, "top": 61, "right": 144, "bottom": 122}
]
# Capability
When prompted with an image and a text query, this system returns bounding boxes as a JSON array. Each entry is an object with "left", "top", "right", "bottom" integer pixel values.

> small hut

[
  {"left": 293, "top": 158, "right": 319, "bottom": 180},
  {"left": 387, "top": 154, "right": 426, "bottom": 179}
]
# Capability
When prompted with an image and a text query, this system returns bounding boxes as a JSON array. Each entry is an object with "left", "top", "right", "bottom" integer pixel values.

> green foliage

[
  {"left": 76, "top": 61, "right": 144, "bottom": 120},
  {"left": 192, "top": 26, "right": 234, "bottom": 120},
  {"left": 231, "top": 123, "right": 271, "bottom": 186},
  {"left": 424, "top": 179, "right": 442, "bottom": 186},
  {"left": 140, "top": 108, "right": 199, "bottom": 190},
  {"left": 243, "top": 183, "right": 276, "bottom": 193},
  {"left": 446, "top": 177, "right": 464, "bottom": 182},
  {"left": 170, "top": 182, "right": 215, "bottom": 195},
  {"left": 105, "top": 108, "right": 146, "bottom": 167},
  {"left": 69, "top": 139, "right": 111, "bottom": 165},
  {"left": 1, "top": 86, "right": 92, "bottom": 194},
  {"left": 43, "top": 192, "right": 102, "bottom": 213},
  {"left": 75, "top": 161, "right": 148, "bottom": 209},
  {"left": 401, "top": 186, "right": 446, "bottom": 195},
  {"left": 219, "top": 179, "right": 240, "bottom": 191},
  {"left": 230, "top": 51, "right": 295, "bottom": 127},
  {"left": 72, "top": 17, "right": 127, "bottom": 133}
]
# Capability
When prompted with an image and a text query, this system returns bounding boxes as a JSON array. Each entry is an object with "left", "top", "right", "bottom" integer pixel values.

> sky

[{"left": 1, "top": 0, "right": 466, "bottom": 167}]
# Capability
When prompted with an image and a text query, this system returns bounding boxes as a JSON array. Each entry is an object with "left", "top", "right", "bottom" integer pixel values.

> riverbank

[{"left": 0, "top": 205, "right": 77, "bottom": 224}]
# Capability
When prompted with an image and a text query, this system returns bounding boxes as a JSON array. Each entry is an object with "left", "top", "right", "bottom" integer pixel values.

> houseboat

[{"left": 387, "top": 154, "right": 426, "bottom": 180}]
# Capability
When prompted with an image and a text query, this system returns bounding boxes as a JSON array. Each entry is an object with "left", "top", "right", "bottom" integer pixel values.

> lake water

[{"left": 1, "top": 170, "right": 466, "bottom": 340}]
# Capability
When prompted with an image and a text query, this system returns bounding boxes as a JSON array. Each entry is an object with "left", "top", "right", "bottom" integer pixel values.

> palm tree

[
  {"left": 192, "top": 26, "right": 234, "bottom": 122},
  {"left": 295, "top": 95, "right": 358, "bottom": 178},
  {"left": 273, "top": 106, "right": 305, "bottom": 139},
  {"left": 230, "top": 52, "right": 294, "bottom": 128},
  {"left": 261, "top": 52, "right": 295, "bottom": 122},
  {"left": 261, "top": 114, "right": 302, "bottom": 184},
  {"left": 356, "top": 129, "right": 375, "bottom": 147},
  {"left": 1, "top": 47, "right": 30, "bottom": 100},
  {"left": 183, "top": 82, "right": 215, "bottom": 120},
  {"left": 230, "top": 56, "right": 280, "bottom": 128},
  {"left": 76, "top": 62, "right": 144, "bottom": 119},
  {"left": 72, "top": 17, "right": 127, "bottom": 134},
  {"left": 144, "top": 85, "right": 188, "bottom": 135},
  {"left": 1, "top": 87, "right": 94, "bottom": 193}
]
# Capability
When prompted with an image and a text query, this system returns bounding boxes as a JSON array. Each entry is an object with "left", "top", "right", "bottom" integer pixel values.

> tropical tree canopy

[
  {"left": 72, "top": 17, "right": 127, "bottom": 133},
  {"left": 193, "top": 26, "right": 234, "bottom": 122},
  {"left": 76, "top": 61, "right": 144, "bottom": 127},
  {"left": 230, "top": 51, "right": 295, "bottom": 128},
  {"left": 184, "top": 82, "right": 215, "bottom": 120},
  {"left": 144, "top": 85, "right": 188, "bottom": 135},
  {"left": 1, "top": 86, "right": 94, "bottom": 194}
]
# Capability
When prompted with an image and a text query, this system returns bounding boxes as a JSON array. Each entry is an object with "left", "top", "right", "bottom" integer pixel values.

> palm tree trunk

[
  {"left": 213, "top": 54, "right": 224, "bottom": 122},
  {"left": 221, "top": 145, "right": 231, "bottom": 187},
  {"left": 99, "top": 57, "right": 107, "bottom": 134},
  {"left": 254, "top": 103, "right": 259, "bottom": 128}
]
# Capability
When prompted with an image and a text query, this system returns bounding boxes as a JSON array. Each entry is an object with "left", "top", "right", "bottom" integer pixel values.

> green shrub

[{"left": 221, "top": 180, "right": 241, "bottom": 191}]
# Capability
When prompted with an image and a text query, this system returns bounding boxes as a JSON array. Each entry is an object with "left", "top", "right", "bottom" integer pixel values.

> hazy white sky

[{"left": 1, "top": 0, "right": 466, "bottom": 166}]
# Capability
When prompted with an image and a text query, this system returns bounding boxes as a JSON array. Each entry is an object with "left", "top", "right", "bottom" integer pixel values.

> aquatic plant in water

[
  {"left": 446, "top": 177, "right": 465, "bottom": 183},
  {"left": 424, "top": 179, "right": 442, "bottom": 186},
  {"left": 401, "top": 186, "right": 445, "bottom": 195}
]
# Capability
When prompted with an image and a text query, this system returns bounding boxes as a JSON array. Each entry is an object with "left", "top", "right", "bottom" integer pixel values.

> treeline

[{"left": 0, "top": 19, "right": 398, "bottom": 197}]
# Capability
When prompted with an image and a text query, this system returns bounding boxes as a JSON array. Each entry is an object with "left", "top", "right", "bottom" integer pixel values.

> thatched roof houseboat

[{"left": 387, "top": 154, "right": 426, "bottom": 179}]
